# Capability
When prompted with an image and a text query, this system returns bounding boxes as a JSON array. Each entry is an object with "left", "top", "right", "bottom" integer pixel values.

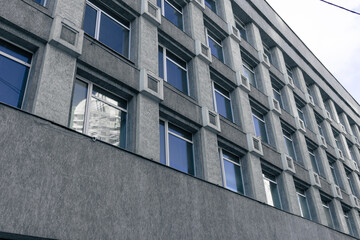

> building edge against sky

[{"left": 1, "top": 0, "right": 360, "bottom": 239}]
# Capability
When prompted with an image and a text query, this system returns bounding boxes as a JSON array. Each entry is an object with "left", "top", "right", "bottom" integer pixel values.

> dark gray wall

[{"left": 0, "top": 103, "right": 356, "bottom": 240}]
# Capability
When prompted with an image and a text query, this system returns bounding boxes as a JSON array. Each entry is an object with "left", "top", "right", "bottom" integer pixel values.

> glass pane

[
  {"left": 166, "top": 58, "right": 188, "bottom": 94},
  {"left": 205, "top": 0, "right": 216, "bottom": 12},
  {"left": 309, "top": 153, "right": 319, "bottom": 174},
  {"left": 83, "top": 4, "right": 97, "bottom": 37},
  {"left": 92, "top": 86, "right": 127, "bottom": 109},
  {"left": 164, "top": 0, "right": 183, "bottom": 29},
  {"left": 264, "top": 178, "right": 274, "bottom": 206},
  {"left": 224, "top": 159, "right": 244, "bottom": 194},
  {"left": 168, "top": 123, "right": 192, "bottom": 141},
  {"left": 236, "top": 22, "right": 247, "bottom": 41},
  {"left": 222, "top": 150, "right": 239, "bottom": 164},
  {"left": 330, "top": 165, "right": 339, "bottom": 186},
  {"left": 243, "top": 65, "right": 256, "bottom": 87},
  {"left": 88, "top": 97, "right": 125, "bottom": 147},
  {"left": 323, "top": 206, "right": 334, "bottom": 228},
  {"left": 270, "top": 181, "right": 282, "bottom": 209},
  {"left": 69, "top": 80, "right": 88, "bottom": 133},
  {"left": 273, "top": 89, "right": 284, "bottom": 109},
  {"left": 159, "top": 121, "right": 166, "bottom": 164},
  {"left": 33, "top": 0, "right": 47, "bottom": 6},
  {"left": 0, "top": 55, "right": 29, "bottom": 108},
  {"left": 99, "top": 13, "right": 129, "bottom": 57},
  {"left": 215, "top": 91, "right": 233, "bottom": 121},
  {"left": 285, "top": 137, "right": 296, "bottom": 160},
  {"left": 158, "top": 46, "right": 164, "bottom": 79},
  {"left": 157, "top": 0, "right": 161, "bottom": 7},
  {"left": 208, "top": 37, "right": 224, "bottom": 62},
  {"left": 253, "top": 115, "right": 268, "bottom": 143},
  {"left": 168, "top": 134, "right": 194, "bottom": 175},
  {"left": 0, "top": 39, "right": 31, "bottom": 64},
  {"left": 298, "top": 194, "right": 311, "bottom": 219}
]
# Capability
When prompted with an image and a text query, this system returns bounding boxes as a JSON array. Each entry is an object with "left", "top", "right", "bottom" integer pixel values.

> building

[{"left": 1, "top": 0, "right": 360, "bottom": 239}]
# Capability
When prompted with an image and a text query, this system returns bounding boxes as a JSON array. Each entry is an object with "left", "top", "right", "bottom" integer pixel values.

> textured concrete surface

[{"left": 0, "top": 104, "right": 358, "bottom": 240}]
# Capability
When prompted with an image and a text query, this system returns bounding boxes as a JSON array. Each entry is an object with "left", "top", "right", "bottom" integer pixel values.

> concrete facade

[{"left": 1, "top": 0, "right": 360, "bottom": 239}]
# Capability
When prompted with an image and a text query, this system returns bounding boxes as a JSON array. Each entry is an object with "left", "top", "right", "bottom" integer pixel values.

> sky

[{"left": 265, "top": 0, "right": 360, "bottom": 106}]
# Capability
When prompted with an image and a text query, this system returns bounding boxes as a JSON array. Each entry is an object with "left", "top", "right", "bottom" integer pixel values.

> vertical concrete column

[
  {"left": 350, "top": 209, "right": 360, "bottom": 237},
  {"left": 349, "top": 171, "right": 360, "bottom": 197},
  {"left": 281, "top": 85, "right": 298, "bottom": 116},
  {"left": 303, "top": 104, "right": 317, "bottom": 133},
  {"left": 186, "top": 1, "right": 222, "bottom": 185},
  {"left": 339, "top": 112, "right": 353, "bottom": 135},
  {"left": 336, "top": 161, "right": 352, "bottom": 193},
  {"left": 317, "top": 148, "right": 331, "bottom": 180},
  {"left": 338, "top": 133, "right": 351, "bottom": 159},
  {"left": 307, "top": 187, "right": 324, "bottom": 223},
  {"left": 277, "top": 172, "right": 301, "bottom": 214},
  {"left": 322, "top": 120, "right": 337, "bottom": 148},
  {"left": 327, "top": 99, "right": 340, "bottom": 124},
  {"left": 352, "top": 125, "right": 360, "bottom": 140},
  {"left": 352, "top": 146, "right": 360, "bottom": 164},
  {"left": 33, "top": 0, "right": 86, "bottom": 125},
  {"left": 254, "top": 64, "right": 272, "bottom": 96},
  {"left": 266, "top": 112, "right": 285, "bottom": 152},
  {"left": 332, "top": 199, "right": 348, "bottom": 232},
  {"left": 292, "top": 67, "right": 307, "bottom": 93},
  {"left": 270, "top": 47, "right": 286, "bottom": 73},
  {"left": 293, "top": 131, "right": 311, "bottom": 169},
  {"left": 310, "top": 84, "right": 325, "bottom": 110},
  {"left": 245, "top": 23, "right": 262, "bottom": 51},
  {"left": 134, "top": 12, "right": 162, "bottom": 161},
  {"left": 217, "top": 0, "right": 235, "bottom": 24},
  {"left": 242, "top": 153, "right": 266, "bottom": 202}
]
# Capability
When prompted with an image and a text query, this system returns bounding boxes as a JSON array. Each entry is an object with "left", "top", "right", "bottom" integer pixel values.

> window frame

[
  {"left": 308, "top": 150, "right": 320, "bottom": 174},
  {"left": 212, "top": 81, "right": 234, "bottom": 122},
  {"left": 263, "top": 43, "right": 272, "bottom": 65},
  {"left": 252, "top": 108, "right": 269, "bottom": 143},
  {"left": 235, "top": 18, "right": 247, "bottom": 41},
  {"left": 329, "top": 161, "right": 339, "bottom": 186},
  {"left": 158, "top": 0, "right": 184, "bottom": 30},
  {"left": 296, "top": 187, "right": 312, "bottom": 220},
  {"left": 243, "top": 61, "right": 257, "bottom": 88},
  {"left": 206, "top": 28, "right": 224, "bottom": 63},
  {"left": 219, "top": 148, "right": 244, "bottom": 194},
  {"left": 205, "top": 0, "right": 217, "bottom": 13},
  {"left": 0, "top": 39, "right": 32, "bottom": 109},
  {"left": 160, "top": 119, "right": 195, "bottom": 175},
  {"left": 283, "top": 129, "right": 297, "bottom": 161},
  {"left": 322, "top": 200, "right": 334, "bottom": 228},
  {"left": 272, "top": 86, "right": 284, "bottom": 109},
  {"left": 84, "top": 1, "right": 131, "bottom": 58},
  {"left": 158, "top": 44, "right": 189, "bottom": 95},
  {"left": 33, "top": 0, "right": 48, "bottom": 7},
  {"left": 262, "top": 170, "right": 282, "bottom": 209}
]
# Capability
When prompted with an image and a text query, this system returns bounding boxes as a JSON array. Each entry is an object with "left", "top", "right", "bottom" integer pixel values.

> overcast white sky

[{"left": 265, "top": 0, "right": 360, "bottom": 105}]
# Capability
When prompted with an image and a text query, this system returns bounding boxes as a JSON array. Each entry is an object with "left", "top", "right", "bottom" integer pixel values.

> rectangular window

[
  {"left": 272, "top": 85, "right": 284, "bottom": 109},
  {"left": 157, "top": 0, "right": 183, "bottom": 30},
  {"left": 158, "top": 46, "right": 188, "bottom": 95},
  {"left": 83, "top": 2, "right": 130, "bottom": 58},
  {"left": 205, "top": 0, "right": 217, "bottom": 13},
  {"left": 296, "top": 187, "right": 311, "bottom": 220},
  {"left": 262, "top": 171, "right": 282, "bottom": 209},
  {"left": 243, "top": 62, "right": 256, "bottom": 87},
  {"left": 309, "top": 150, "right": 319, "bottom": 174},
  {"left": 343, "top": 208, "right": 354, "bottom": 236},
  {"left": 322, "top": 200, "right": 334, "bottom": 228},
  {"left": 235, "top": 19, "right": 247, "bottom": 41},
  {"left": 207, "top": 30, "right": 224, "bottom": 63},
  {"left": 213, "top": 82, "right": 233, "bottom": 121},
  {"left": 252, "top": 109, "right": 268, "bottom": 144},
  {"left": 69, "top": 79, "right": 127, "bottom": 148},
  {"left": 263, "top": 43, "right": 272, "bottom": 65},
  {"left": 159, "top": 120, "right": 195, "bottom": 175},
  {"left": 0, "top": 39, "right": 31, "bottom": 108},
  {"left": 219, "top": 149, "right": 244, "bottom": 194},
  {"left": 330, "top": 161, "right": 339, "bottom": 186},
  {"left": 283, "top": 129, "right": 297, "bottom": 160},
  {"left": 33, "top": 0, "right": 47, "bottom": 7},
  {"left": 296, "top": 100, "right": 307, "bottom": 127},
  {"left": 346, "top": 170, "right": 356, "bottom": 195}
]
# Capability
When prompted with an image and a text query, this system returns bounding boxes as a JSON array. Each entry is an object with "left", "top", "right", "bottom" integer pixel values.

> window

[
  {"left": 263, "top": 43, "right": 272, "bottom": 65},
  {"left": 83, "top": 1, "right": 130, "bottom": 58},
  {"left": 252, "top": 108, "right": 268, "bottom": 144},
  {"left": 158, "top": 46, "right": 188, "bottom": 95},
  {"left": 243, "top": 61, "right": 256, "bottom": 87},
  {"left": 296, "top": 99, "right": 307, "bottom": 127},
  {"left": 322, "top": 199, "right": 334, "bottom": 228},
  {"left": 69, "top": 79, "right": 127, "bottom": 148},
  {"left": 316, "top": 115, "right": 324, "bottom": 137},
  {"left": 329, "top": 161, "right": 339, "bottom": 186},
  {"left": 272, "top": 83, "right": 284, "bottom": 109},
  {"left": 33, "top": 0, "right": 47, "bottom": 7},
  {"left": 205, "top": 0, "right": 217, "bottom": 13},
  {"left": 286, "top": 65, "right": 293, "bottom": 80},
  {"left": 157, "top": 0, "right": 183, "bottom": 30},
  {"left": 213, "top": 82, "right": 233, "bottom": 121},
  {"left": 348, "top": 142, "right": 358, "bottom": 163},
  {"left": 207, "top": 30, "right": 224, "bottom": 63},
  {"left": 308, "top": 149, "right": 319, "bottom": 174},
  {"left": 283, "top": 129, "right": 297, "bottom": 160},
  {"left": 159, "top": 120, "right": 195, "bottom": 175},
  {"left": 343, "top": 207, "right": 355, "bottom": 236},
  {"left": 0, "top": 39, "right": 31, "bottom": 108},
  {"left": 235, "top": 19, "right": 247, "bottom": 41},
  {"left": 346, "top": 170, "right": 356, "bottom": 195},
  {"left": 219, "top": 149, "right": 244, "bottom": 194},
  {"left": 262, "top": 171, "right": 282, "bottom": 209},
  {"left": 296, "top": 187, "right": 311, "bottom": 220}
]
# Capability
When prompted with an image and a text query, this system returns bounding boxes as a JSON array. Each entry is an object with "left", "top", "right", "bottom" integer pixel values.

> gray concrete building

[{"left": 1, "top": 0, "right": 360, "bottom": 239}]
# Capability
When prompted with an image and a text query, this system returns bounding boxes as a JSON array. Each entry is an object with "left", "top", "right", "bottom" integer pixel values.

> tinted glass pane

[
  {"left": 205, "top": 0, "right": 216, "bottom": 12},
  {"left": 298, "top": 194, "right": 311, "bottom": 219},
  {"left": 158, "top": 46, "right": 164, "bottom": 79},
  {"left": 330, "top": 165, "right": 339, "bottom": 186},
  {"left": 88, "top": 97, "right": 125, "bottom": 147},
  {"left": 323, "top": 205, "right": 334, "bottom": 228},
  {"left": 169, "top": 134, "right": 194, "bottom": 175},
  {"left": 92, "top": 86, "right": 127, "bottom": 109},
  {"left": 208, "top": 37, "right": 224, "bottom": 62},
  {"left": 264, "top": 177, "right": 281, "bottom": 209},
  {"left": 309, "top": 153, "right": 319, "bottom": 174},
  {"left": 99, "top": 13, "right": 129, "bottom": 56},
  {"left": 0, "top": 39, "right": 31, "bottom": 63},
  {"left": 345, "top": 215, "right": 354, "bottom": 236},
  {"left": 69, "top": 80, "right": 88, "bottom": 133},
  {"left": 0, "top": 55, "right": 29, "bottom": 108},
  {"left": 157, "top": 0, "right": 161, "bottom": 7},
  {"left": 164, "top": 1, "right": 183, "bottom": 29},
  {"left": 222, "top": 151, "right": 239, "bottom": 164},
  {"left": 33, "top": 0, "right": 46, "bottom": 6},
  {"left": 215, "top": 91, "right": 233, "bottom": 121},
  {"left": 273, "top": 89, "right": 283, "bottom": 109},
  {"left": 83, "top": 4, "right": 97, "bottom": 37},
  {"left": 166, "top": 58, "right": 188, "bottom": 94},
  {"left": 236, "top": 23, "right": 247, "bottom": 40},
  {"left": 224, "top": 160, "right": 244, "bottom": 194},
  {"left": 168, "top": 123, "right": 192, "bottom": 140},
  {"left": 253, "top": 115, "right": 268, "bottom": 143},
  {"left": 285, "top": 137, "right": 296, "bottom": 160},
  {"left": 243, "top": 65, "right": 255, "bottom": 86},
  {"left": 159, "top": 121, "right": 166, "bottom": 164}
]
